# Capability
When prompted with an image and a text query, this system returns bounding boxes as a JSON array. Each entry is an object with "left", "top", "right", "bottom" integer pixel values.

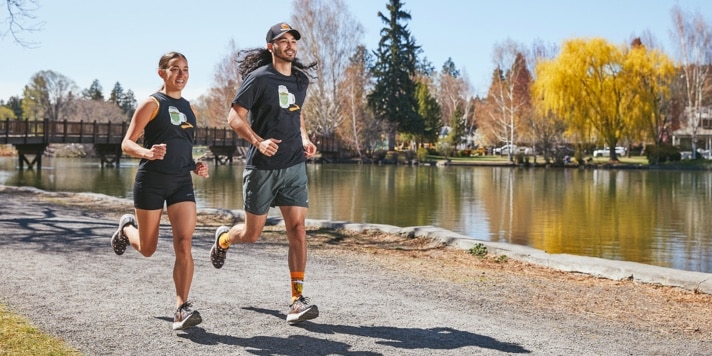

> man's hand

[
  {"left": 257, "top": 138, "right": 282, "bottom": 157},
  {"left": 303, "top": 140, "right": 317, "bottom": 158}
]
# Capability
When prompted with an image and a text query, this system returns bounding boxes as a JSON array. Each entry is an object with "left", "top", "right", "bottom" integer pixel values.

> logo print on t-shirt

[
  {"left": 278, "top": 85, "right": 296, "bottom": 109},
  {"left": 168, "top": 106, "right": 187, "bottom": 126}
]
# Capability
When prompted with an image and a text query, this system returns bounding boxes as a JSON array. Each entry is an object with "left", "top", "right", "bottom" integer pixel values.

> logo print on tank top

[{"left": 168, "top": 106, "right": 186, "bottom": 126}]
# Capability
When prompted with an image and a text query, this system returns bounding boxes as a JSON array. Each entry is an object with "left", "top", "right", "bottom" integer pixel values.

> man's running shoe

[
  {"left": 286, "top": 296, "right": 319, "bottom": 324},
  {"left": 111, "top": 214, "right": 136, "bottom": 255},
  {"left": 210, "top": 226, "right": 230, "bottom": 268},
  {"left": 173, "top": 301, "right": 202, "bottom": 330}
]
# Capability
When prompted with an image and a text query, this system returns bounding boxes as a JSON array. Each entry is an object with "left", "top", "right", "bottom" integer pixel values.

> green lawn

[
  {"left": 0, "top": 304, "right": 82, "bottom": 355},
  {"left": 427, "top": 153, "right": 712, "bottom": 168}
]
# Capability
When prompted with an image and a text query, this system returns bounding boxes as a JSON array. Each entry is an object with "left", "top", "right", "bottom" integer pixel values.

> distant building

[
  {"left": 439, "top": 125, "right": 451, "bottom": 138},
  {"left": 671, "top": 106, "right": 712, "bottom": 152}
]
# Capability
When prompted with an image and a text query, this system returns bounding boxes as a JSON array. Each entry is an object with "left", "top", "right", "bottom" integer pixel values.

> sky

[{"left": 1, "top": 0, "right": 711, "bottom": 103}]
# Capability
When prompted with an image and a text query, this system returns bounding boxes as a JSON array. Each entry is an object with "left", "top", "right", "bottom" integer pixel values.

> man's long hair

[{"left": 237, "top": 48, "right": 317, "bottom": 84}]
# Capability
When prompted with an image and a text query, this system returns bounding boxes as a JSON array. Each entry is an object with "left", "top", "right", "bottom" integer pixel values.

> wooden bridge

[
  {"left": 0, "top": 119, "right": 247, "bottom": 170},
  {"left": 1, "top": 119, "right": 344, "bottom": 170}
]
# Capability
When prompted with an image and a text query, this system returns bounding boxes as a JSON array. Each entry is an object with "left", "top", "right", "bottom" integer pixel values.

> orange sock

[
  {"left": 290, "top": 271, "right": 304, "bottom": 303},
  {"left": 218, "top": 232, "right": 230, "bottom": 249}
]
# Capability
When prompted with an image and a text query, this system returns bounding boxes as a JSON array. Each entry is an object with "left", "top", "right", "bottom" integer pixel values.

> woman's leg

[
  {"left": 166, "top": 201, "right": 197, "bottom": 307},
  {"left": 124, "top": 208, "right": 163, "bottom": 257}
]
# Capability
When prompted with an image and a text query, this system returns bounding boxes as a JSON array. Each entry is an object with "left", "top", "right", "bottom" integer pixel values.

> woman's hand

[
  {"left": 194, "top": 161, "right": 209, "bottom": 178},
  {"left": 145, "top": 143, "right": 167, "bottom": 160}
]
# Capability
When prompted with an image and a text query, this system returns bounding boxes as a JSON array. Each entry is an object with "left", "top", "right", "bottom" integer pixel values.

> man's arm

[
  {"left": 300, "top": 113, "right": 317, "bottom": 158},
  {"left": 227, "top": 104, "right": 280, "bottom": 157}
]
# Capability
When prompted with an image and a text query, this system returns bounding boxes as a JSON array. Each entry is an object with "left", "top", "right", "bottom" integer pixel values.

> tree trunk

[{"left": 388, "top": 129, "right": 396, "bottom": 151}]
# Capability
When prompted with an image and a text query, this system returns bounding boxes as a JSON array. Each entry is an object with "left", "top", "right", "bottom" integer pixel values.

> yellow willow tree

[
  {"left": 623, "top": 39, "right": 676, "bottom": 146},
  {"left": 527, "top": 40, "right": 567, "bottom": 164},
  {"left": 535, "top": 38, "right": 633, "bottom": 161}
]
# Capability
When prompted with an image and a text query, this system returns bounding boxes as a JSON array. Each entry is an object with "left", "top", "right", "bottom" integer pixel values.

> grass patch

[
  {"left": 0, "top": 304, "right": 82, "bottom": 355},
  {"left": 494, "top": 255, "right": 509, "bottom": 263},
  {"left": 590, "top": 156, "right": 649, "bottom": 165},
  {"left": 437, "top": 155, "right": 505, "bottom": 163},
  {"left": 467, "top": 243, "right": 488, "bottom": 258}
]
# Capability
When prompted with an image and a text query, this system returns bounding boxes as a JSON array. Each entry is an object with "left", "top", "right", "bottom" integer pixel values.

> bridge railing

[
  {"left": 49, "top": 120, "right": 128, "bottom": 144},
  {"left": 194, "top": 126, "right": 246, "bottom": 147},
  {"left": 1, "top": 119, "right": 343, "bottom": 157},
  {"left": 1, "top": 118, "right": 44, "bottom": 134},
  {"left": 0, "top": 119, "right": 247, "bottom": 147}
]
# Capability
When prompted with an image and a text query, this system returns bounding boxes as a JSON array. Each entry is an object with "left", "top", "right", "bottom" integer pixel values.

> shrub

[
  {"left": 436, "top": 142, "right": 453, "bottom": 158},
  {"left": 645, "top": 144, "right": 681, "bottom": 164},
  {"left": 514, "top": 153, "right": 530, "bottom": 166},
  {"left": 416, "top": 147, "right": 428, "bottom": 162}
]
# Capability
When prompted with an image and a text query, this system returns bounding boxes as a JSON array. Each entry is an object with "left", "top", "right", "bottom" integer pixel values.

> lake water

[{"left": 2, "top": 156, "right": 711, "bottom": 273}]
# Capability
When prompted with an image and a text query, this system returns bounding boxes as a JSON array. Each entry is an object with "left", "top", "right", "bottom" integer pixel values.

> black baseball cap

[{"left": 266, "top": 22, "right": 301, "bottom": 43}]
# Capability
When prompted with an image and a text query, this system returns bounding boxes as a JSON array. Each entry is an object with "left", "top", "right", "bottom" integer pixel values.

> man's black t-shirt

[{"left": 232, "top": 64, "right": 309, "bottom": 170}]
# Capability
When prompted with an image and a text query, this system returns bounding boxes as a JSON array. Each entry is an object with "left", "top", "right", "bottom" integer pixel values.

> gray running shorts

[{"left": 242, "top": 163, "right": 308, "bottom": 215}]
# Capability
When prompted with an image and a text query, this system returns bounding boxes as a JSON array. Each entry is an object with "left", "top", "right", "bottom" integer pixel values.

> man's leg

[
  {"left": 280, "top": 205, "right": 308, "bottom": 276},
  {"left": 280, "top": 205, "right": 318, "bottom": 324},
  {"left": 229, "top": 211, "right": 269, "bottom": 244},
  {"left": 211, "top": 211, "right": 268, "bottom": 269}
]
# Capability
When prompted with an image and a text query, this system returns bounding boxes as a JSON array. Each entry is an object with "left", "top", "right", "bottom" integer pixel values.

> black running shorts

[{"left": 133, "top": 170, "right": 196, "bottom": 210}]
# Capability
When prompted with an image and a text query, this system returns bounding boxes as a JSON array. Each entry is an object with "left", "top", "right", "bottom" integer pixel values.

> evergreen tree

[
  {"left": 451, "top": 106, "right": 466, "bottom": 147},
  {"left": 441, "top": 58, "right": 460, "bottom": 78},
  {"left": 108, "top": 82, "right": 124, "bottom": 104},
  {"left": 367, "top": 0, "right": 422, "bottom": 150},
  {"left": 119, "top": 89, "right": 137, "bottom": 118},
  {"left": 82, "top": 79, "right": 104, "bottom": 101},
  {"left": 108, "top": 82, "right": 136, "bottom": 118},
  {"left": 415, "top": 81, "right": 441, "bottom": 145},
  {"left": 5, "top": 96, "right": 23, "bottom": 119}
]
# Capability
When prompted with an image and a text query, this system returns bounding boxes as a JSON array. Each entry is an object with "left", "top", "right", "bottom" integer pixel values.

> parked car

[
  {"left": 493, "top": 144, "right": 517, "bottom": 155},
  {"left": 493, "top": 144, "right": 534, "bottom": 156},
  {"left": 593, "top": 146, "right": 626, "bottom": 157},
  {"left": 681, "top": 149, "right": 711, "bottom": 160}
]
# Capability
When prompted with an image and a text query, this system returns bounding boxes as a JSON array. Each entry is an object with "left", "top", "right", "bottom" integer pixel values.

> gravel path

[{"left": 0, "top": 186, "right": 710, "bottom": 355}]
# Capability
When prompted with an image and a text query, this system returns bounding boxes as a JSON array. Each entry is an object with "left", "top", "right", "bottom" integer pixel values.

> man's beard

[{"left": 274, "top": 49, "right": 295, "bottom": 63}]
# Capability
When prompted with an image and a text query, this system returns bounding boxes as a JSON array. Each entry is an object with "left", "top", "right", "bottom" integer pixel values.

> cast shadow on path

[{"left": 174, "top": 306, "right": 529, "bottom": 355}]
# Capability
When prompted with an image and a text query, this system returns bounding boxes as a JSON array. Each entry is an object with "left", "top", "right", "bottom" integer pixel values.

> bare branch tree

[
  {"left": 484, "top": 39, "right": 532, "bottom": 159},
  {"left": 435, "top": 58, "right": 470, "bottom": 130},
  {"left": 291, "top": 0, "right": 364, "bottom": 136},
  {"left": 196, "top": 40, "right": 242, "bottom": 128},
  {"left": 2, "top": 0, "right": 44, "bottom": 47},
  {"left": 69, "top": 98, "right": 126, "bottom": 124},
  {"left": 22, "top": 70, "right": 77, "bottom": 121},
  {"left": 337, "top": 45, "right": 380, "bottom": 159},
  {"left": 670, "top": 4, "right": 712, "bottom": 158}
]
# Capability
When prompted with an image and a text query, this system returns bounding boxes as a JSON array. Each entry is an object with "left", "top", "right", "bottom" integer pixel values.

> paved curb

[
  {"left": 301, "top": 219, "right": 712, "bottom": 296},
  {"left": 178, "top": 205, "right": 712, "bottom": 295}
]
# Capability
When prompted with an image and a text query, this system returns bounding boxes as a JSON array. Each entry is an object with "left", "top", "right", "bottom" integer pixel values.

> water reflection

[{"left": 1, "top": 156, "right": 711, "bottom": 273}]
